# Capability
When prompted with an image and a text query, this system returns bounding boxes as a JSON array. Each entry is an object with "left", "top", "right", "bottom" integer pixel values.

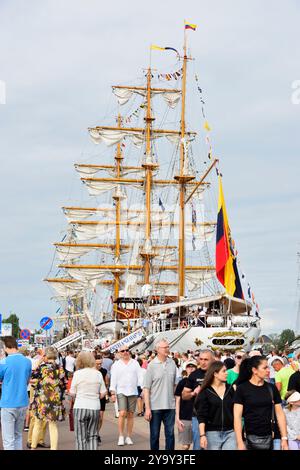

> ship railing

[{"left": 123, "top": 315, "right": 259, "bottom": 336}]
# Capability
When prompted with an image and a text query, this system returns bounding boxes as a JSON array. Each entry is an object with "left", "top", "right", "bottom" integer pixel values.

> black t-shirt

[
  {"left": 100, "top": 367, "right": 107, "bottom": 381},
  {"left": 234, "top": 381, "right": 281, "bottom": 436},
  {"left": 184, "top": 368, "right": 206, "bottom": 417},
  {"left": 175, "top": 378, "right": 194, "bottom": 421},
  {"left": 287, "top": 371, "right": 300, "bottom": 393},
  {"left": 185, "top": 368, "right": 206, "bottom": 390}
]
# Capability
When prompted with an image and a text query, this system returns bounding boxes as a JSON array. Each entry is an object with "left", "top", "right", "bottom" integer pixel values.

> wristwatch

[
  {"left": 200, "top": 434, "right": 206, "bottom": 438},
  {"left": 281, "top": 437, "right": 288, "bottom": 440}
]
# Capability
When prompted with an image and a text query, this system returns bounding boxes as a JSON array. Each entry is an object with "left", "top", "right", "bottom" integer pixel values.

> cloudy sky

[{"left": 0, "top": 0, "right": 299, "bottom": 334}]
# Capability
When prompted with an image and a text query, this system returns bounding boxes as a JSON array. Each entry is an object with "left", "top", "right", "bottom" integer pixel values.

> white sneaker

[
  {"left": 125, "top": 436, "right": 133, "bottom": 445},
  {"left": 118, "top": 436, "right": 125, "bottom": 446}
]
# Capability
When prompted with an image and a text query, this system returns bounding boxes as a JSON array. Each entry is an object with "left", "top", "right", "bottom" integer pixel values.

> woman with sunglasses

[
  {"left": 110, "top": 346, "right": 142, "bottom": 446},
  {"left": 226, "top": 352, "right": 246, "bottom": 385}
]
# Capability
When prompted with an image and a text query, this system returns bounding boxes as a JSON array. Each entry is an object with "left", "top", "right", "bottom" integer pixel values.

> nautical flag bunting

[{"left": 151, "top": 45, "right": 180, "bottom": 57}]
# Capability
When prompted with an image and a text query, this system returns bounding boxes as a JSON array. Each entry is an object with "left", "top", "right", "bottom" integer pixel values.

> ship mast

[
  {"left": 175, "top": 28, "right": 194, "bottom": 298},
  {"left": 141, "top": 68, "right": 157, "bottom": 283},
  {"left": 113, "top": 114, "right": 123, "bottom": 314}
]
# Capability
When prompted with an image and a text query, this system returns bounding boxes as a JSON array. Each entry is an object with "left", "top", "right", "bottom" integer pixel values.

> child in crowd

[{"left": 284, "top": 391, "right": 300, "bottom": 450}]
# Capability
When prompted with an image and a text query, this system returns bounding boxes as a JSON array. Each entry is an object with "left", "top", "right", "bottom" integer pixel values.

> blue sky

[{"left": 0, "top": 0, "right": 299, "bottom": 334}]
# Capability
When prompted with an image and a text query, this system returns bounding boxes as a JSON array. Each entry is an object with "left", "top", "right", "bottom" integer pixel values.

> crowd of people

[{"left": 0, "top": 335, "right": 300, "bottom": 451}]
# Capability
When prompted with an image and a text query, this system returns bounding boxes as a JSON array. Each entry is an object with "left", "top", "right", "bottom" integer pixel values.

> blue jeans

[
  {"left": 192, "top": 416, "right": 201, "bottom": 450},
  {"left": 1, "top": 407, "right": 27, "bottom": 450},
  {"left": 273, "top": 439, "right": 281, "bottom": 450},
  {"left": 150, "top": 409, "right": 175, "bottom": 450},
  {"left": 206, "top": 430, "right": 237, "bottom": 450}
]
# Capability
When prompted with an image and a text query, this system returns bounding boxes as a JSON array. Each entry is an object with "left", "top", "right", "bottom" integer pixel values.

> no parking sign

[{"left": 20, "top": 329, "right": 31, "bottom": 340}]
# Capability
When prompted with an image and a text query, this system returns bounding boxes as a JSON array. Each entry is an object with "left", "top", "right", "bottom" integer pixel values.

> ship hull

[{"left": 138, "top": 326, "right": 261, "bottom": 353}]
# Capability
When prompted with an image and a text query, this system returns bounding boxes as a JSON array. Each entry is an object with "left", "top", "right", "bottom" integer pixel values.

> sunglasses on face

[
  {"left": 120, "top": 349, "right": 129, "bottom": 353},
  {"left": 235, "top": 355, "right": 243, "bottom": 359}
]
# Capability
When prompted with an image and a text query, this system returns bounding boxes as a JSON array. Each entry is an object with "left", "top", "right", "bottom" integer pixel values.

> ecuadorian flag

[
  {"left": 185, "top": 22, "right": 197, "bottom": 31},
  {"left": 216, "top": 176, "right": 244, "bottom": 299}
]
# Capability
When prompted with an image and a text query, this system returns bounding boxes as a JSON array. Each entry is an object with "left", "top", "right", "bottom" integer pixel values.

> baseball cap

[
  {"left": 271, "top": 356, "right": 284, "bottom": 365},
  {"left": 287, "top": 391, "right": 300, "bottom": 403},
  {"left": 287, "top": 353, "right": 294, "bottom": 359},
  {"left": 186, "top": 360, "right": 197, "bottom": 367},
  {"left": 248, "top": 350, "right": 262, "bottom": 357}
]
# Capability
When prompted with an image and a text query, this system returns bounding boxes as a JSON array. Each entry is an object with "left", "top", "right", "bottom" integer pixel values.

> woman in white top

[{"left": 69, "top": 352, "right": 106, "bottom": 450}]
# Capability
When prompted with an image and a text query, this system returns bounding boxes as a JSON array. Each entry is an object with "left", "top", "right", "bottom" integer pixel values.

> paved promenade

[{"left": 0, "top": 402, "right": 173, "bottom": 450}]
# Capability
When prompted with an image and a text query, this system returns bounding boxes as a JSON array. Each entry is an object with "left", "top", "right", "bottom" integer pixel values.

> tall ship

[{"left": 45, "top": 23, "right": 261, "bottom": 352}]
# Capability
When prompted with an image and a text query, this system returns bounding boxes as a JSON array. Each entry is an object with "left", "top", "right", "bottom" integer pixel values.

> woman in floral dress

[{"left": 31, "top": 347, "right": 66, "bottom": 450}]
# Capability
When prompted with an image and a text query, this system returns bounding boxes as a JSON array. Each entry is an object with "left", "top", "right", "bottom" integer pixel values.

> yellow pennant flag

[
  {"left": 151, "top": 45, "right": 165, "bottom": 51},
  {"left": 203, "top": 120, "right": 211, "bottom": 131}
]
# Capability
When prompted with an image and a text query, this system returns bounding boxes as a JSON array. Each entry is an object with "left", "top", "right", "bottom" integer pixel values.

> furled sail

[
  {"left": 71, "top": 222, "right": 116, "bottom": 240},
  {"left": 63, "top": 207, "right": 97, "bottom": 222},
  {"left": 88, "top": 127, "right": 196, "bottom": 148},
  {"left": 82, "top": 179, "right": 143, "bottom": 197},
  {"left": 65, "top": 268, "right": 112, "bottom": 283},
  {"left": 75, "top": 164, "right": 155, "bottom": 179},
  {"left": 112, "top": 86, "right": 181, "bottom": 108}
]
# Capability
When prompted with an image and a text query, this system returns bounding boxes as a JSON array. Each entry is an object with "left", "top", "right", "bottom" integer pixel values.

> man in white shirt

[
  {"left": 65, "top": 350, "right": 76, "bottom": 378},
  {"left": 110, "top": 346, "right": 142, "bottom": 446}
]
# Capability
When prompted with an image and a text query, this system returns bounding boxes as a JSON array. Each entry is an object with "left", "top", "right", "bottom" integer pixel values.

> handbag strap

[{"left": 267, "top": 383, "right": 275, "bottom": 435}]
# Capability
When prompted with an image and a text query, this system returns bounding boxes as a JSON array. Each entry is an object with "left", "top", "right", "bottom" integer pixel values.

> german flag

[{"left": 216, "top": 176, "right": 244, "bottom": 299}]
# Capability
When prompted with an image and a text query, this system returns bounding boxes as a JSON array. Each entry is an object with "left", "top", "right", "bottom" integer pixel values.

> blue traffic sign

[
  {"left": 20, "top": 329, "right": 31, "bottom": 340},
  {"left": 40, "top": 316, "right": 53, "bottom": 330}
]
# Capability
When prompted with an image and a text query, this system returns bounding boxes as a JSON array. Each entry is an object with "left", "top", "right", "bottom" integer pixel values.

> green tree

[
  {"left": 2, "top": 313, "right": 21, "bottom": 338},
  {"left": 277, "top": 329, "right": 295, "bottom": 351},
  {"left": 268, "top": 333, "right": 280, "bottom": 349}
]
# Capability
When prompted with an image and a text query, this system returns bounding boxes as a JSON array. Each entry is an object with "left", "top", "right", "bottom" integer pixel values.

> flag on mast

[
  {"left": 150, "top": 45, "right": 180, "bottom": 57},
  {"left": 185, "top": 22, "right": 197, "bottom": 31},
  {"left": 216, "top": 176, "right": 244, "bottom": 299}
]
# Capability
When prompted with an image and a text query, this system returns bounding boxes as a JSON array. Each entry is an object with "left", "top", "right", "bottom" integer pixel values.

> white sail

[
  {"left": 74, "top": 165, "right": 101, "bottom": 176},
  {"left": 75, "top": 164, "right": 153, "bottom": 179},
  {"left": 47, "top": 280, "right": 85, "bottom": 298},
  {"left": 71, "top": 223, "right": 116, "bottom": 240},
  {"left": 112, "top": 87, "right": 181, "bottom": 108},
  {"left": 124, "top": 228, "right": 143, "bottom": 297},
  {"left": 56, "top": 245, "right": 93, "bottom": 261},
  {"left": 66, "top": 268, "right": 111, "bottom": 283},
  {"left": 63, "top": 208, "right": 96, "bottom": 222},
  {"left": 82, "top": 179, "right": 143, "bottom": 197},
  {"left": 89, "top": 127, "right": 195, "bottom": 148}
]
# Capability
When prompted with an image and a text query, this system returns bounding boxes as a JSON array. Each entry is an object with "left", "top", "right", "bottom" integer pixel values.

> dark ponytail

[{"left": 235, "top": 355, "right": 267, "bottom": 386}]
